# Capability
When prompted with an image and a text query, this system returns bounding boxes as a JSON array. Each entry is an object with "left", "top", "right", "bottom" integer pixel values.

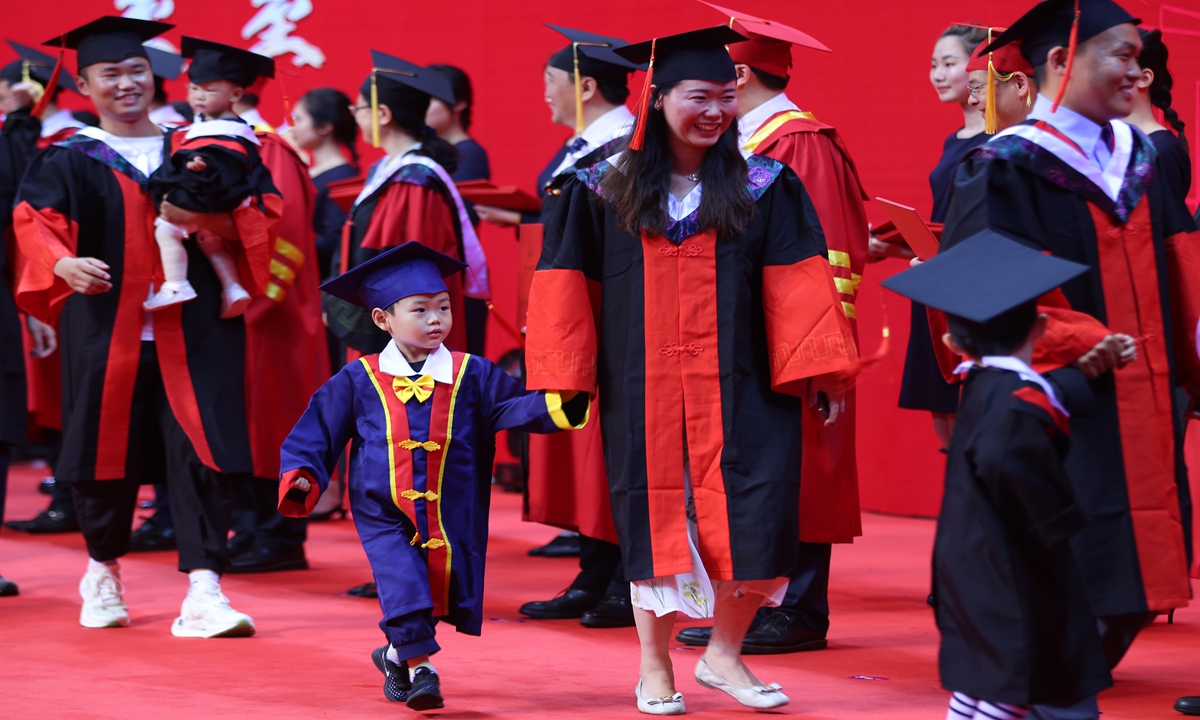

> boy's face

[
  {"left": 188, "top": 79, "right": 244, "bottom": 117},
  {"left": 372, "top": 292, "right": 452, "bottom": 350}
]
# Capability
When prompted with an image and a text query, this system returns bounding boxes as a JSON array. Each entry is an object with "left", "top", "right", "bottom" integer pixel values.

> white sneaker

[
  {"left": 170, "top": 579, "right": 255, "bottom": 638},
  {"left": 218, "top": 283, "right": 251, "bottom": 319},
  {"left": 79, "top": 565, "right": 130, "bottom": 628},
  {"left": 143, "top": 280, "right": 197, "bottom": 311}
]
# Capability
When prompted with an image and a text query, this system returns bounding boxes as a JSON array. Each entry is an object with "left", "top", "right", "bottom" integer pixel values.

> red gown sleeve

[{"left": 13, "top": 201, "right": 77, "bottom": 324}]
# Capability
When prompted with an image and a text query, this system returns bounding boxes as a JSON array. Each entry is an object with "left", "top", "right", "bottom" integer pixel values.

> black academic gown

[
  {"left": 12, "top": 134, "right": 258, "bottom": 482},
  {"left": 935, "top": 366, "right": 1111, "bottom": 706},
  {"left": 941, "top": 120, "right": 1199, "bottom": 616},
  {"left": 525, "top": 154, "right": 857, "bottom": 582}
]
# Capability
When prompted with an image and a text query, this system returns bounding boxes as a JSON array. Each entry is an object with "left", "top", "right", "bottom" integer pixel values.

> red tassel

[
  {"left": 30, "top": 46, "right": 65, "bottom": 120},
  {"left": 629, "top": 39, "right": 656, "bottom": 152},
  {"left": 1051, "top": 1, "right": 1080, "bottom": 113}
]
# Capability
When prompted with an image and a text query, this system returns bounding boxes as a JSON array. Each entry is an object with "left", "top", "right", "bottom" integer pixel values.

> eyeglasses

[
  {"left": 348, "top": 104, "right": 371, "bottom": 113},
  {"left": 967, "top": 83, "right": 987, "bottom": 99}
]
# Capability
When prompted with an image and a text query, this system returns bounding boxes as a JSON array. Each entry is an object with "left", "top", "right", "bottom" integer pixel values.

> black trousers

[
  {"left": 570, "top": 535, "right": 628, "bottom": 598},
  {"left": 0, "top": 442, "right": 9, "bottom": 529},
  {"left": 70, "top": 344, "right": 236, "bottom": 573},
  {"left": 775, "top": 541, "right": 832, "bottom": 635},
  {"left": 231, "top": 476, "right": 308, "bottom": 552}
]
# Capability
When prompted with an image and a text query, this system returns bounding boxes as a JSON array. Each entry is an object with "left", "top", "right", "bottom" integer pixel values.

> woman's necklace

[{"left": 671, "top": 171, "right": 700, "bottom": 182}]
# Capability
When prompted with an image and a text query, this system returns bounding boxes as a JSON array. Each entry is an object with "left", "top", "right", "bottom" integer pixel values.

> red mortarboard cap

[
  {"left": 698, "top": 1, "right": 830, "bottom": 79},
  {"left": 967, "top": 39, "right": 1034, "bottom": 75}
]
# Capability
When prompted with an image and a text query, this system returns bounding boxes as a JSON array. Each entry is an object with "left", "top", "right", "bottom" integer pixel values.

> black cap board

[
  {"left": 367, "top": 50, "right": 455, "bottom": 105},
  {"left": 182, "top": 36, "right": 274, "bottom": 87},
  {"left": 360, "top": 50, "right": 455, "bottom": 147},
  {"left": 43, "top": 16, "right": 172, "bottom": 72},
  {"left": 3, "top": 40, "right": 80, "bottom": 93},
  {"left": 980, "top": 0, "right": 1140, "bottom": 66},
  {"left": 546, "top": 24, "right": 643, "bottom": 78},
  {"left": 880, "top": 230, "right": 1089, "bottom": 324},
  {"left": 614, "top": 25, "right": 747, "bottom": 85},
  {"left": 144, "top": 44, "right": 185, "bottom": 81}
]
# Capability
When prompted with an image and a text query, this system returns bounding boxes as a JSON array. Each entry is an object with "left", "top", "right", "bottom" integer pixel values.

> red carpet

[{"left": 1, "top": 460, "right": 1195, "bottom": 719}]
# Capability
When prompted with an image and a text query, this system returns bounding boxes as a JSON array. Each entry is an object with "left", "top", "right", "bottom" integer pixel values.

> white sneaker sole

[
  {"left": 170, "top": 617, "right": 256, "bottom": 638},
  {"left": 80, "top": 610, "right": 130, "bottom": 629}
]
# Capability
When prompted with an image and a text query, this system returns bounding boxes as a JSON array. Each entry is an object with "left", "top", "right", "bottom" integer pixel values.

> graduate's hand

[
  {"left": 1073, "top": 334, "right": 1130, "bottom": 379},
  {"left": 25, "top": 316, "right": 57, "bottom": 358},
  {"left": 54, "top": 257, "right": 113, "bottom": 294},
  {"left": 1114, "top": 333, "right": 1138, "bottom": 366},
  {"left": 867, "top": 236, "right": 916, "bottom": 263},
  {"left": 185, "top": 155, "right": 208, "bottom": 172},
  {"left": 290, "top": 476, "right": 312, "bottom": 492},
  {"left": 475, "top": 205, "right": 521, "bottom": 227},
  {"left": 807, "top": 376, "right": 847, "bottom": 427}
]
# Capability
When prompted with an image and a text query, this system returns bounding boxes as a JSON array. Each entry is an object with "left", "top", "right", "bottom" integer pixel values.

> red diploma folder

[
  {"left": 874, "top": 198, "right": 942, "bottom": 261},
  {"left": 327, "top": 176, "right": 366, "bottom": 214},
  {"left": 456, "top": 180, "right": 543, "bottom": 213}
]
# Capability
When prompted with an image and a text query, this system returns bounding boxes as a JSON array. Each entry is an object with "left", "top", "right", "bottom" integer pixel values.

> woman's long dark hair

[
  {"left": 603, "top": 81, "right": 754, "bottom": 239},
  {"left": 299, "top": 88, "right": 360, "bottom": 172},
  {"left": 1137, "top": 28, "right": 1188, "bottom": 157}
]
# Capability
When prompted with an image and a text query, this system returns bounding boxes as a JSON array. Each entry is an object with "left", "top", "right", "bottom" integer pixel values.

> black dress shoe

[
  {"left": 37, "top": 477, "right": 55, "bottom": 495},
  {"left": 226, "top": 532, "right": 254, "bottom": 559},
  {"left": 519, "top": 588, "right": 604, "bottom": 619},
  {"left": 226, "top": 546, "right": 309, "bottom": 574},
  {"left": 527, "top": 534, "right": 581, "bottom": 557},
  {"left": 0, "top": 575, "right": 18, "bottom": 597},
  {"left": 348, "top": 582, "right": 378, "bottom": 598},
  {"left": 4, "top": 506, "right": 78, "bottom": 534},
  {"left": 371, "top": 645, "right": 411, "bottom": 703},
  {"left": 130, "top": 515, "right": 176, "bottom": 551},
  {"left": 675, "top": 626, "right": 713, "bottom": 647},
  {"left": 407, "top": 667, "right": 444, "bottom": 711},
  {"left": 580, "top": 595, "right": 635, "bottom": 628},
  {"left": 1177, "top": 697, "right": 1200, "bottom": 716},
  {"left": 741, "top": 610, "right": 828, "bottom": 654}
]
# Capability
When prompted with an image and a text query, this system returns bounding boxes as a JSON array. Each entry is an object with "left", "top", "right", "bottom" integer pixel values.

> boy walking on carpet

[
  {"left": 883, "top": 231, "right": 1113, "bottom": 720},
  {"left": 277, "top": 242, "right": 588, "bottom": 710}
]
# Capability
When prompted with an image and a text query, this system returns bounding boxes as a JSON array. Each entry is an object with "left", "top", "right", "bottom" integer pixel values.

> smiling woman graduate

[{"left": 524, "top": 25, "right": 857, "bottom": 715}]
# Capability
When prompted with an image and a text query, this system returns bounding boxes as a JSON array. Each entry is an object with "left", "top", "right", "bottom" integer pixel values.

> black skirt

[{"left": 898, "top": 301, "right": 959, "bottom": 413}]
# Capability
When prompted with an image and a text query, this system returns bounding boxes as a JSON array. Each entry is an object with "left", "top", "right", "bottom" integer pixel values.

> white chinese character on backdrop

[
  {"left": 114, "top": 0, "right": 174, "bottom": 21},
  {"left": 241, "top": 0, "right": 326, "bottom": 69}
]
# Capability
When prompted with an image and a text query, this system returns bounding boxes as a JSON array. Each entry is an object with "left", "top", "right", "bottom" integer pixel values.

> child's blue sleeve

[
  {"left": 478, "top": 358, "right": 590, "bottom": 435},
  {"left": 278, "top": 367, "right": 357, "bottom": 517}
]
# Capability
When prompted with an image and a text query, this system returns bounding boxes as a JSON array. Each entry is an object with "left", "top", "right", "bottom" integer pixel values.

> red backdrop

[{"left": 10, "top": 0, "right": 1200, "bottom": 518}]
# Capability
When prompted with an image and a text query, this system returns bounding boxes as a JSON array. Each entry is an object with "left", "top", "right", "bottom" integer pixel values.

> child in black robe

[{"left": 882, "top": 232, "right": 1113, "bottom": 719}]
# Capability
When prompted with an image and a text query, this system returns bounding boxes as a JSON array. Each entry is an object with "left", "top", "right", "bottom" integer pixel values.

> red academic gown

[
  {"left": 13, "top": 131, "right": 282, "bottom": 482},
  {"left": 743, "top": 108, "right": 869, "bottom": 544},
  {"left": 242, "top": 131, "right": 329, "bottom": 479}
]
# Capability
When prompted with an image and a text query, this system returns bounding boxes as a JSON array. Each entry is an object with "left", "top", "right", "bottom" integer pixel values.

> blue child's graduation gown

[{"left": 279, "top": 341, "right": 586, "bottom": 640}]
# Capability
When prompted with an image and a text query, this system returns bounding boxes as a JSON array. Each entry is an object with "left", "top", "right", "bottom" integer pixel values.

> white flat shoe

[
  {"left": 695, "top": 657, "right": 788, "bottom": 710},
  {"left": 144, "top": 280, "right": 197, "bottom": 311},
  {"left": 219, "top": 283, "right": 251, "bottom": 319},
  {"left": 636, "top": 680, "right": 686, "bottom": 715}
]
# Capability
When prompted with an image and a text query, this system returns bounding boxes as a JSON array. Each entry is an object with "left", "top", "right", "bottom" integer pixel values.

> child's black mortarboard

[
  {"left": 546, "top": 25, "right": 642, "bottom": 136},
  {"left": 321, "top": 241, "right": 467, "bottom": 311},
  {"left": 881, "top": 230, "right": 1088, "bottom": 324},
  {"left": 614, "top": 26, "right": 747, "bottom": 151},
  {"left": 361, "top": 50, "right": 455, "bottom": 149},
  {"left": 3, "top": 40, "right": 80, "bottom": 95},
  {"left": 144, "top": 44, "right": 185, "bottom": 81},
  {"left": 44, "top": 16, "right": 172, "bottom": 73},
  {"left": 181, "top": 37, "right": 275, "bottom": 88},
  {"left": 979, "top": 0, "right": 1139, "bottom": 111}
]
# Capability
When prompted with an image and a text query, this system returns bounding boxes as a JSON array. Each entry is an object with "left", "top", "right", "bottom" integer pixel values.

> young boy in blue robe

[
  {"left": 882, "top": 232, "right": 1112, "bottom": 720},
  {"left": 278, "top": 242, "right": 588, "bottom": 710}
]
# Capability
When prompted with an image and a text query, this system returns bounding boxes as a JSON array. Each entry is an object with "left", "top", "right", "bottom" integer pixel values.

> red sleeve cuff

[{"left": 278, "top": 469, "right": 321, "bottom": 518}]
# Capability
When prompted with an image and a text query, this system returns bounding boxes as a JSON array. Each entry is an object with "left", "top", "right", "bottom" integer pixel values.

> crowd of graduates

[{"left": 0, "top": 0, "right": 1198, "bottom": 716}]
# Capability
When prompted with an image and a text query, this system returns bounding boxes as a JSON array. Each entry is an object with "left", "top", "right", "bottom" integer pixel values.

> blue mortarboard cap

[
  {"left": 320, "top": 241, "right": 467, "bottom": 310},
  {"left": 880, "top": 230, "right": 1089, "bottom": 323}
]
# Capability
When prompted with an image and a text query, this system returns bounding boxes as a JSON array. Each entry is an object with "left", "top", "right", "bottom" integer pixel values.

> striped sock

[
  {"left": 948, "top": 693, "right": 1029, "bottom": 720},
  {"left": 949, "top": 693, "right": 979, "bottom": 719}
]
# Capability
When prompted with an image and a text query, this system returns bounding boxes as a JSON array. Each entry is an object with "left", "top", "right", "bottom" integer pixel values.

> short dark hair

[
  {"left": 751, "top": 67, "right": 789, "bottom": 91},
  {"left": 427, "top": 64, "right": 475, "bottom": 131},
  {"left": 595, "top": 76, "right": 630, "bottom": 106},
  {"left": 947, "top": 300, "right": 1038, "bottom": 359}
]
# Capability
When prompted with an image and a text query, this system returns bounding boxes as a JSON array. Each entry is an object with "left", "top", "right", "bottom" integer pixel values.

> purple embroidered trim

[
  {"left": 970, "top": 130, "right": 1156, "bottom": 222},
  {"left": 576, "top": 153, "right": 785, "bottom": 244},
  {"left": 59, "top": 134, "right": 149, "bottom": 189}
]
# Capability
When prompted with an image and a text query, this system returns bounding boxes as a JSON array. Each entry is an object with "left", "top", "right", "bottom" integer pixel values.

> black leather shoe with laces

[
  {"left": 4, "top": 505, "right": 78, "bottom": 534},
  {"left": 741, "top": 610, "right": 828, "bottom": 654},
  {"left": 407, "top": 667, "right": 444, "bottom": 711},
  {"left": 518, "top": 588, "right": 604, "bottom": 619},
  {"left": 580, "top": 595, "right": 635, "bottom": 628},
  {"left": 371, "top": 645, "right": 411, "bottom": 702},
  {"left": 130, "top": 514, "right": 176, "bottom": 551}
]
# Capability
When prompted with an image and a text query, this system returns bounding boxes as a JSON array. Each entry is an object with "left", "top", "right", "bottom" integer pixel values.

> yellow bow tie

[{"left": 393, "top": 374, "right": 435, "bottom": 404}]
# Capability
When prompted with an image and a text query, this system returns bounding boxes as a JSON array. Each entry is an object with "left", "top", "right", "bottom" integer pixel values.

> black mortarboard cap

[
  {"left": 361, "top": 50, "right": 454, "bottom": 147},
  {"left": 144, "top": 44, "right": 185, "bottom": 81},
  {"left": 368, "top": 50, "right": 454, "bottom": 105},
  {"left": 44, "top": 16, "right": 171, "bottom": 72},
  {"left": 980, "top": 0, "right": 1139, "bottom": 67},
  {"left": 3, "top": 40, "right": 80, "bottom": 93},
  {"left": 182, "top": 37, "right": 274, "bottom": 88},
  {"left": 320, "top": 241, "right": 466, "bottom": 310},
  {"left": 546, "top": 25, "right": 643, "bottom": 76},
  {"left": 880, "top": 230, "right": 1089, "bottom": 324}
]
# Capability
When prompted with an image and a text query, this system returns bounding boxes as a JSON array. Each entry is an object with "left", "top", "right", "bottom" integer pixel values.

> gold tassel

[
  {"left": 572, "top": 43, "right": 585, "bottom": 136},
  {"left": 20, "top": 61, "right": 45, "bottom": 107},
  {"left": 370, "top": 69, "right": 380, "bottom": 149}
]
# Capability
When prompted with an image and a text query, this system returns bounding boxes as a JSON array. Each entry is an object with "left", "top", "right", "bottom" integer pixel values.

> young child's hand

[
  {"left": 186, "top": 155, "right": 208, "bottom": 172},
  {"left": 290, "top": 477, "right": 312, "bottom": 492}
]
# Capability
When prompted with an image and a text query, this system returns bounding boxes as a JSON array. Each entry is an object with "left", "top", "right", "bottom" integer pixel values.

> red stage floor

[{"left": 0, "top": 461, "right": 1195, "bottom": 718}]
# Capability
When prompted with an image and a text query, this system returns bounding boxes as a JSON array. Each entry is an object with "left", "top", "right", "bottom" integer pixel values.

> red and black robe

[
  {"left": 941, "top": 119, "right": 1199, "bottom": 615},
  {"left": 13, "top": 131, "right": 281, "bottom": 482},
  {"left": 526, "top": 154, "right": 857, "bottom": 582}
]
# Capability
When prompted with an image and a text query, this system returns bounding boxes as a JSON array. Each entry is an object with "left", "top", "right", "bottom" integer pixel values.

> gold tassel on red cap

[
  {"left": 30, "top": 45, "right": 64, "bottom": 120},
  {"left": 1051, "top": 0, "right": 1080, "bottom": 113},
  {"left": 629, "top": 38, "right": 656, "bottom": 152}
]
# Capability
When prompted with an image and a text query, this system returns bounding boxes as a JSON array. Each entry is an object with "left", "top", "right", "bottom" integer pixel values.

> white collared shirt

[
  {"left": 1027, "top": 94, "right": 1110, "bottom": 171},
  {"left": 551, "top": 104, "right": 635, "bottom": 178},
  {"left": 40, "top": 108, "right": 85, "bottom": 139},
  {"left": 668, "top": 184, "right": 703, "bottom": 222},
  {"left": 953, "top": 354, "right": 1069, "bottom": 417},
  {"left": 188, "top": 116, "right": 262, "bottom": 145},
  {"left": 379, "top": 340, "right": 454, "bottom": 383},
  {"left": 737, "top": 93, "right": 799, "bottom": 151},
  {"left": 76, "top": 126, "right": 165, "bottom": 178}
]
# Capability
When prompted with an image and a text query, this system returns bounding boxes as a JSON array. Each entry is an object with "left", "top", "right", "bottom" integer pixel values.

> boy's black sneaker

[
  {"left": 370, "top": 645, "right": 411, "bottom": 702},
  {"left": 406, "top": 667, "right": 444, "bottom": 711}
]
